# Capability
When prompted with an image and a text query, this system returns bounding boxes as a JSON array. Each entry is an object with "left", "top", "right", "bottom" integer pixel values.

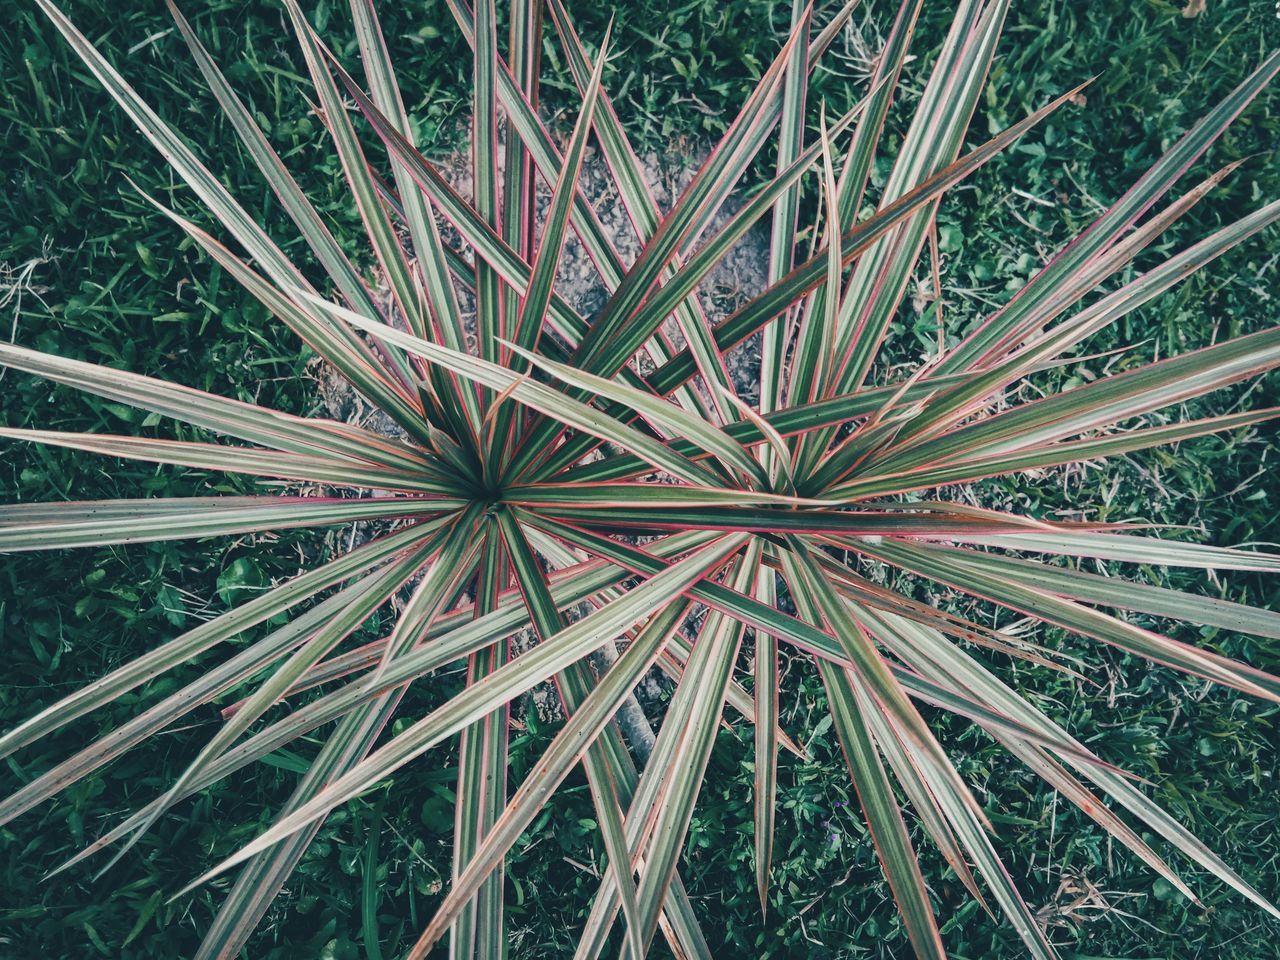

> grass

[{"left": 1, "top": 0, "right": 1278, "bottom": 956}]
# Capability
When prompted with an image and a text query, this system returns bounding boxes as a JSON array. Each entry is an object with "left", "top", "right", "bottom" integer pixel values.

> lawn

[{"left": 1, "top": 0, "right": 1278, "bottom": 957}]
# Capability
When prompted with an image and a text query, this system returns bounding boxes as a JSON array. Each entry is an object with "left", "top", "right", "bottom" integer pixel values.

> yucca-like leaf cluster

[{"left": 3, "top": 0, "right": 1279, "bottom": 956}]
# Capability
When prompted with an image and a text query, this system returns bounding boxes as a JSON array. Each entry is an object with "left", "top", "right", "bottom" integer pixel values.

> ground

[{"left": 1, "top": 0, "right": 1278, "bottom": 957}]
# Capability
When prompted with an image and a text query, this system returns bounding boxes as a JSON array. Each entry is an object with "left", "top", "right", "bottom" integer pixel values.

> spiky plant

[{"left": 3, "top": 0, "right": 1278, "bottom": 956}]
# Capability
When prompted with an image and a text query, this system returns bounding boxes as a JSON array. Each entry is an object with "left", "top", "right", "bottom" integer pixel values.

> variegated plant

[{"left": 3, "top": 0, "right": 1279, "bottom": 956}]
